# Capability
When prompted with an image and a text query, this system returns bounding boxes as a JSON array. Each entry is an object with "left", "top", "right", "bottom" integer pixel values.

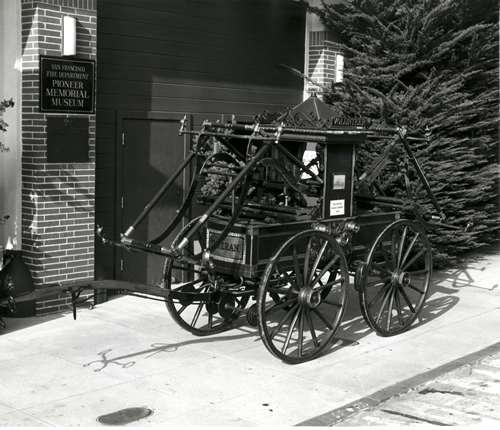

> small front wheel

[
  {"left": 257, "top": 230, "right": 349, "bottom": 364},
  {"left": 359, "top": 219, "right": 432, "bottom": 336},
  {"left": 162, "top": 217, "right": 248, "bottom": 336}
]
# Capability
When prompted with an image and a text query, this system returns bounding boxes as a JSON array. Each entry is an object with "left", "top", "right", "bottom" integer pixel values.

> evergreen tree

[
  {"left": 0, "top": 98, "right": 15, "bottom": 153},
  {"left": 306, "top": 0, "right": 499, "bottom": 266}
]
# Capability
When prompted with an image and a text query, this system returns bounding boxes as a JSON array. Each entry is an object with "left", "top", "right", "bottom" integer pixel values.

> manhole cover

[{"left": 97, "top": 407, "right": 154, "bottom": 426}]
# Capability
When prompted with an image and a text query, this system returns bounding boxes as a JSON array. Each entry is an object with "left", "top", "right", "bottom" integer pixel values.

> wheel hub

[
  {"left": 178, "top": 284, "right": 195, "bottom": 306},
  {"left": 298, "top": 287, "right": 322, "bottom": 308},
  {"left": 217, "top": 295, "right": 235, "bottom": 319},
  {"left": 393, "top": 269, "right": 411, "bottom": 287}
]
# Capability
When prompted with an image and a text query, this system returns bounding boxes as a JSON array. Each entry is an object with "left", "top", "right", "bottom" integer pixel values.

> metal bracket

[
  {"left": 68, "top": 287, "right": 85, "bottom": 320},
  {"left": 354, "top": 262, "right": 367, "bottom": 291}
]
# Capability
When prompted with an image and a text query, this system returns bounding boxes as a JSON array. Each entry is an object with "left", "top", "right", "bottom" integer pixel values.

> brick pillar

[
  {"left": 20, "top": 0, "right": 97, "bottom": 315},
  {"left": 307, "top": 31, "right": 344, "bottom": 94}
]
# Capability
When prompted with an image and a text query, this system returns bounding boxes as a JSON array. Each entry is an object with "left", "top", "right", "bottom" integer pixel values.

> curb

[{"left": 296, "top": 341, "right": 500, "bottom": 426}]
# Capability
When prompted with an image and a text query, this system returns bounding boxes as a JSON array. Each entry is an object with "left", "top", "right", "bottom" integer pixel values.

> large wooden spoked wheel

[
  {"left": 162, "top": 217, "right": 248, "bottom": 336},
  {"left": 359, "top": 219, "right": 432, "bottom": 336},
  {"left": 257, "top": 230, "right": 349, "bottom": 364}
]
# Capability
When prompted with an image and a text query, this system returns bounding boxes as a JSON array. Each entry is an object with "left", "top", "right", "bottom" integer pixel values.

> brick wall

[
  {"left": 307, "top": 31, "right": 344, "bottom": 94},
  {"left": 20, "top": 0, "right": 97, "bottom": 315}
]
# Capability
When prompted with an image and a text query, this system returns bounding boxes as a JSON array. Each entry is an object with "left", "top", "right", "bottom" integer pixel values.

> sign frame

[
  {"left": 207, "top": 229, "right": 246, "bottom": 263},
  {"left": 39, "top": 56, "right": 96, "bottom": 114}
]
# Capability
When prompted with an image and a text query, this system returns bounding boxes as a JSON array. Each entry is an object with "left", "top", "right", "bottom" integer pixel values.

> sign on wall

[
  {"left": 47, "top": 117, "right": 89, "bottom": 163},
  {"left": 40, "top": 56, "right": 95, "bottom": 114}
]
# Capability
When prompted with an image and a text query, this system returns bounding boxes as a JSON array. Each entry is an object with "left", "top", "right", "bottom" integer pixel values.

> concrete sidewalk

[
  {"left": 302, "top": 345, "right": 500, "bottom": 426},
  {"left": 0, "top": 244, "right": 499, "bottom": 427}
]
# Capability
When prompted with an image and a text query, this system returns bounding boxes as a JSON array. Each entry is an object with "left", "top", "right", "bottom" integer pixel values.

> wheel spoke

[
  {"left": 303, "top": 238, "right": 312, "bottom": 286},
  {"left": 396, "top": 226, "right": 408, "bottom": 268},
  {"left": 400, "top": 232, "right": 420, "bottom": 268},
  {"left": 372, "top": 261, "right": 393, "bottom": 277},
  {"left": 407, "top": 269, "right": 429, "bottom": 276},
  {"left": 270, "top": 302, "right": 300, "bottom": 340},
  {"left": 292, "top": 245, "right": 303, "bottom": 289},
  {"left": 282, "top": 307, "right": 301, "bottom": 354},
  {"left": 368, "top": 280, "right": 391, "bottom": 310},
  {"left": 277, "top": 262, "right": 300, "bottom": 292},
  {"left": 379, "top": 242, "right": 394, "bottom": 271},
  {"left": 322, "top": 298, "right": 344, "bottom": 308},
  {"left": 402, "top": 248, "right": 427, "bottom": 271},
  {"left": 305, "top": 308, "right": 320, "bottom": 348},
  {"left": 177, "top": 304, "right": 188, "bottom": 315},
  {"left": 374, "top": 284, "right": 393, "bottom": 325},
  {"left": 298, "top": 309, "right": 305, "bottom": 357},
  {"left": 313, "top": 277, "right": 345, "bottom": 291},
  {"left": 398, "top": 285, "right": 416, "bottom": 313},
  {"left": 311, "top": 255, "right": 339, "bottom": 286},
  {"left": 309, "top": 240, "right": 329, "bottom": 284},
  {"left": 315, "top": 273, "right": 336, "bottom": 291},
  {"left": 407, "top": 282, "right": 425, "bottom": 295},
  {"left": 267, "top": 286, "right": 298, "bottom": 296},
  {"left": 191, "top": 302, "right": 204, "bottom": 327},
  {"left": 366, "top": 275, "right": 392, "bottom": 288},
  {"left": 394, "top": 287, "right": 404, "bottom": 326},
  {"left": 312, "top": 307, "right": 334, "bottom": 330},
  {"left": 172, "top": 277, "right": 208, "bottom": 292},
  {"left": 265, "top": 297, "right": 297, "bottom": 316},
  {"left": 385, "top": 287, "right": 396, "bottom": 331}
]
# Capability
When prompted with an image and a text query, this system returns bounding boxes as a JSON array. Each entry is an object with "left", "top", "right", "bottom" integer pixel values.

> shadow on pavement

[{"left": 82, "top": 329, "right": 256, "bottom": 372}]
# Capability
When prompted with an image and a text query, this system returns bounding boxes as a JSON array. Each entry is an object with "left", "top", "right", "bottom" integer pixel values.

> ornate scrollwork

[
  {"left": 253, "top": 97, "right": 367, "bottom": 130},
  {"left": 254, "top": 110, "right": 284, "bottom": 124},
  {"left": 255, "top": 109, "right": 367, "bottom": 129}
]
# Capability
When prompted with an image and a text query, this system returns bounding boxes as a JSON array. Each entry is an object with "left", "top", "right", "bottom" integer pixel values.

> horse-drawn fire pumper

[{"left": 1, "top": 96, "right": 462, "bottom": 363}]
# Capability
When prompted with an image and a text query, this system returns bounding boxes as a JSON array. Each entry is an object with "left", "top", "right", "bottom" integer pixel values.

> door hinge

[
  {"left": 121, "top": 196, "right": 124, "bottom": 209},
  {"left": 120, "top": 259, "right": 124, "bottom": 272},
  {"left": 122, "top": 132, "right": 125, "bottom": 146}
]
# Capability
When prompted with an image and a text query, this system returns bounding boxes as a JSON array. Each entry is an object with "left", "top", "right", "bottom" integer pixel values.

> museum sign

[{"left": 40, "top": 56, "right": 95, "bottom": 114}]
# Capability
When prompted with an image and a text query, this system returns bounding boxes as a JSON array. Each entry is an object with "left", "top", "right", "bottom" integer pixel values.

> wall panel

[{"left": 96, "top": 0, "right": 306, "bottom": 279}]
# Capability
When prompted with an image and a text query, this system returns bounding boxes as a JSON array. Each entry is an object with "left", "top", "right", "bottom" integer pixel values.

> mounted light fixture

[
  {"left": 62, "top": 16, "right": 76, "bottom": 56},
  {"left": 335, "top": 53, "right": 344, "bottom": 83}
]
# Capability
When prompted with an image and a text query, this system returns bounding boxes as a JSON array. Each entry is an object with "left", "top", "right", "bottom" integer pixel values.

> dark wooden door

[{"left": 118, "top": 114, "right": 187, "bottom": 285}]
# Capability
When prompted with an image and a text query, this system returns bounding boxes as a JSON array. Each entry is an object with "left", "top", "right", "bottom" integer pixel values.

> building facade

[{"left": 0, "top": 0, "right": 342, "bottom": 316}]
